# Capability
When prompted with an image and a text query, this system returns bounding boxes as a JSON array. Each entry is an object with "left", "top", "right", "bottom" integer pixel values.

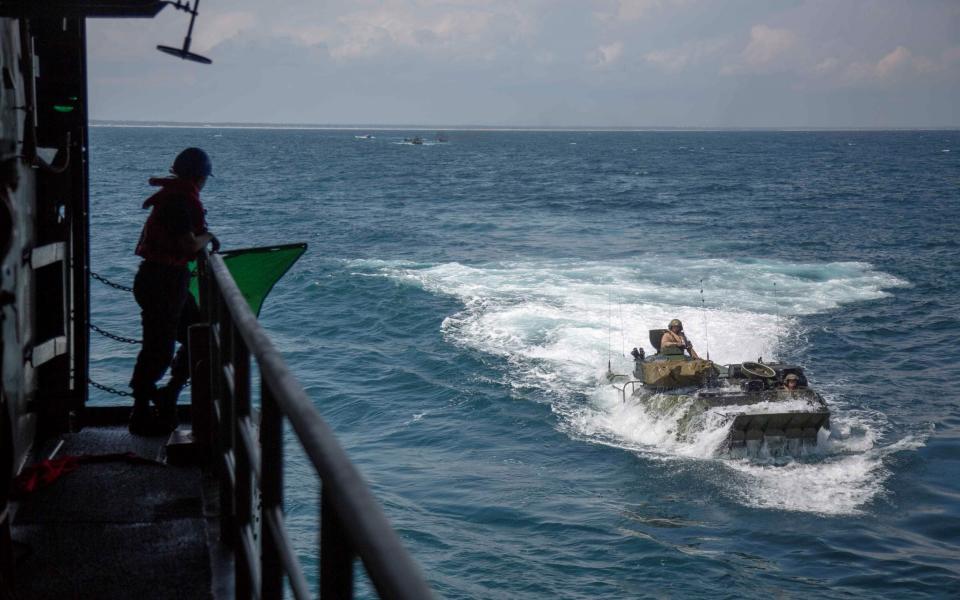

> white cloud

[
  {"left": 812, "top": 56, "right": 840, "bottom": 75},
  {"left": 742, "top": 25, "right": 796, "bottom": 66},
  {"left": 721, "top": 24, "right": 797, "bottom": 75},
  {"left": 87, "top": 0, "right": 960, "bottom": 127},
  {"left": 194, "top": 12, "right": 257, "bottom": 53},
  {"left": 829, "top": 46, "right": 949, "bottom": 85},
  {"left": 274, "top": 3, "right": 533, "bottom": 61},
  {"left": 643, "top": 38, "right": 727, "bottom": 73},
  {"left": 595, "top": 0, "right": 696, "bottom": 23},
  {"left": 874, "top": 45, "right": 912, "bottom": 78},
  {"left": 609, "top": 0, "right": 664, "bottom": 21},
  {"left": 592, "top": 41, "right": 624, "bottom": 68}
]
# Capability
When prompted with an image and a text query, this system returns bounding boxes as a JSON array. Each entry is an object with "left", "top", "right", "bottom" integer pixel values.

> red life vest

[{"left": 135, "top": 177, "right": 207, "bottom": 267}]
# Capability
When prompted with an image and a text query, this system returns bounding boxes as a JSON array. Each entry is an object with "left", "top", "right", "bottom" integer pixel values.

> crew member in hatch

[
  {"left": 781, "top": 373, "right": 801, "bottom": 391},
  {"left": 660, "top": 318, "right": 701, "bottom": 359},
  {"left": 128, "top": 148, "right": 219, "bottom": 435}
]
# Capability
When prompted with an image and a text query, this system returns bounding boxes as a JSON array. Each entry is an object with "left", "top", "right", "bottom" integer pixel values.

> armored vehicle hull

[
  {"left": 611, "top": 332, "right": 830, "bottom": 449},
  {"left": 676, "top": 384, "right": 830, "bottom": 448}
]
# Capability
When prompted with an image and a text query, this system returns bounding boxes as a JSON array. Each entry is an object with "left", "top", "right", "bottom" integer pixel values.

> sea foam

[{"left": 363, "top": 256, "right": 914, "bottom": 514}]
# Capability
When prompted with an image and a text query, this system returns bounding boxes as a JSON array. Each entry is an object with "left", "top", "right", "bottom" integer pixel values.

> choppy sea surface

[{"left": 89, "top": 127, "right": 960, "bottom": 598}]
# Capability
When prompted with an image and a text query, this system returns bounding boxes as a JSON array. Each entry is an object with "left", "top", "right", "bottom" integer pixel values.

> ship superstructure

[{"left": 0, "top": 2, "right": 432, "bottom": 597}]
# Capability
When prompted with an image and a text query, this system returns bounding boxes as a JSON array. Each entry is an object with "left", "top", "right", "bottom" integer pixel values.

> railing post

[
  {"left": 188, "top": 323, "right": 213, "bottom": 457},
  {"left": 260, "top": 381, "right": 283, "bottom": 599},
  {"left": 320, "top": 491, "right": 354, "bottom": 599},
  {"left": 218, "top": 306, "right": 236, "bottom": 548},
  {"left": 234, "top": 340, "right": 254, "bottom": 599},
  {"left": 203, "top": 251, "right": 434, "bottom": 599}
]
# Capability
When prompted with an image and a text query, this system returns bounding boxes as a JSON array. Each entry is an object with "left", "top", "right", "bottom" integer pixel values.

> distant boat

[
  {"left": 404, "top": 136, "right": 424, "bottom": 145},
  {"left": 354, "top": 134, "right": 375, "bottom": 139}
]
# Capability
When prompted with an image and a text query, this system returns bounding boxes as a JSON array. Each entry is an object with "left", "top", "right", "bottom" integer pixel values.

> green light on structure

[{"left": 53, "top": 105, "right": 74, "bottom": 113}]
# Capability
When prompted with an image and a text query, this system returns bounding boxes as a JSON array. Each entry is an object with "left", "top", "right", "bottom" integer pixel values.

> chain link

[
  {"left": 88, "top": 378, "right": 190, "bottom": 397},
  {"left": 90, "top": 322, "right": 142, "bottom": 345},
  {"left": 88, "top": 269, "right": 192, "bottom": 393},
  {"left": 88, "top": 378, "right": 132, "bottom": 397},
  {"left": 90, "top": 270, "right": 134, "bottom": 293}
]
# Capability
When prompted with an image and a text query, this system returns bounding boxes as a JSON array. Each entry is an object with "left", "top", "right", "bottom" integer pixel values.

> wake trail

[{"left": 357, "top": 256, "right": 918, "bottom": 515}]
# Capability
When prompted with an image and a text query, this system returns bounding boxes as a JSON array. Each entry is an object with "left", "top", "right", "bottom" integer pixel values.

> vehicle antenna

[
  {"left": 773, "top": 281, "right": 781, "bottom": 359},
  {"left": 607, "top": 293, "right": 612, "bottom": 373},
  {"left": 618, "top": 295, "right": 626, "bottom": 357},
  {"left": 699, "top": 278, "right": 710, "bottom": 360}
]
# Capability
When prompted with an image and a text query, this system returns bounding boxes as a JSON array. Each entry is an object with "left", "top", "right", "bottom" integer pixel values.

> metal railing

[
  {"left": 613, "top": 380, "right": 643, "bottom": 403},
  {"left": 189, "top": 250, "right": 433, "bottom": 599}
]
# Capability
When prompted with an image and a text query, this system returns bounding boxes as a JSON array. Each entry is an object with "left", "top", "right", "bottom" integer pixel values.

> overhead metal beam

[{"left": 0, "top": 0, "right": 165, "bottom": 18}]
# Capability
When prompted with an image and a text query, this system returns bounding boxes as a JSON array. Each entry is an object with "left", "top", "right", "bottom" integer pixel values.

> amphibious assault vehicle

[{"left": 608, "top": 329, "right": 830, "bottom": 449}]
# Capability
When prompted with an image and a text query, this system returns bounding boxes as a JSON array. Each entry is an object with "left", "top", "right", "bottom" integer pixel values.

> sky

[{"left": 87, "top": 0, "right": 960, "bottom": 128}]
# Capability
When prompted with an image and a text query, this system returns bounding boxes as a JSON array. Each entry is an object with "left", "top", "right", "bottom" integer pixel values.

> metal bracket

[
  {"left": 25, "top": 241, "right": 65, "bottom": 269},
  {"left": 0, "top": 1, "right": 166, "bottom": 18},
  {"left": 28, "top": 335, "right": 68, "bottom": 367}
]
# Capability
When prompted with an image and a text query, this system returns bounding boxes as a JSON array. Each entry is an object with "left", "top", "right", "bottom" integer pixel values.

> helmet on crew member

[
  {"left": 172, "top": 147, "right": 213, "bottom": 179},
  {"left": 668, "top": 319, "right": 683, "bottom": 329},
  {"left": 784, "top": 373, "right": 800, "bottom": 382}
]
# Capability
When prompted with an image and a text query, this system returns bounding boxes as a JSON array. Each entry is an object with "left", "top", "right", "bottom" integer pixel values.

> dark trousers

[{"left": 128, "top": 261, "right": 200, "bottom": 397}]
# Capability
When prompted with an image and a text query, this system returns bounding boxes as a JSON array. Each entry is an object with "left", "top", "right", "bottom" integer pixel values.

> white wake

[{"left": 357, "top": 256, "right": 917, "bottom": 515}]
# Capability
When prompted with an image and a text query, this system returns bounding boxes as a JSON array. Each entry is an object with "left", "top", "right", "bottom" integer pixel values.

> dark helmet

[
  {"left": 669, "top": 319, "right": 682, "bottom": 329},
  {"left": 172, "top": 147, "right": 213, "bottom": 178}
]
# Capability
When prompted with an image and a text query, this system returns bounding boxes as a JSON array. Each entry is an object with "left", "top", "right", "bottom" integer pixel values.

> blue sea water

[{"left": 89, "top": 127, "right": 960, "bottom": 598}]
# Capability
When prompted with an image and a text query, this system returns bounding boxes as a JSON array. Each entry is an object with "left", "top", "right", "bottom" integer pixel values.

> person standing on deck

[
  {"left": 660, "top": 318, "right": 701, "bottom": 359},
  {"left": 128, "top": 148, "right": 219, "bottom": 435}
]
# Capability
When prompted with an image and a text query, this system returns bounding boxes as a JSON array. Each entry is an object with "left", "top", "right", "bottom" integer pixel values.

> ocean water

[{"left": 89, "top": 127, "right": 960, "bottom": 598}]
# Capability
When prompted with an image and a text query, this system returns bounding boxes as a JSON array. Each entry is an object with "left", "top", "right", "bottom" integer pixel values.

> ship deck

[{"left": 9, "top": 407, "right": 231, "bottom": 599}]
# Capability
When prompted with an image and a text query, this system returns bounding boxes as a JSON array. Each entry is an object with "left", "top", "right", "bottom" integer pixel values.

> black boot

[
  {"left": 154, "top": 382, "right": 183, "bottom": 432},
  {"left": 129, "top": 392, "right": 158, "bottom": 436}
]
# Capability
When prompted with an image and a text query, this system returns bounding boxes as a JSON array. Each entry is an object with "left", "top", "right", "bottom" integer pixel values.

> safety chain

[
  {"left": 88, "top": 378, "right": 132, "bottom": 397},
  {"left": 90, "top": 270, "right": 134, "bottom": 293},
  {"left": 88, "top": 378, "right": 190, "bottom": 397},
  {"left": 90, "top": 322, "right": 142, "bottom": 345},
  {"left": 89, "top": 269, "right": 138, "bottom": 397},
  {"left": 88, "top": 268, "right": 193, "bottom": 396}
]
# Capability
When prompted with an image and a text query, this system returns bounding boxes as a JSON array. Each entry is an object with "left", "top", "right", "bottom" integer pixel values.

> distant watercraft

[{"left": 354, "top": 134, "right": 375, "bottom": 139}]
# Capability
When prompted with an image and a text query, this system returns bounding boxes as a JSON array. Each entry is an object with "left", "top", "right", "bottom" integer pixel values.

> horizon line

[{"left": 89, "top": 119, "right": 960, "bottom": 133}]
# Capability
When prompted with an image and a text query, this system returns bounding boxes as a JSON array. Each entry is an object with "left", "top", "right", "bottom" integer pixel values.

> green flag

[{"left": 189, "top": 243, "right": 307, "bottom": 317}]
